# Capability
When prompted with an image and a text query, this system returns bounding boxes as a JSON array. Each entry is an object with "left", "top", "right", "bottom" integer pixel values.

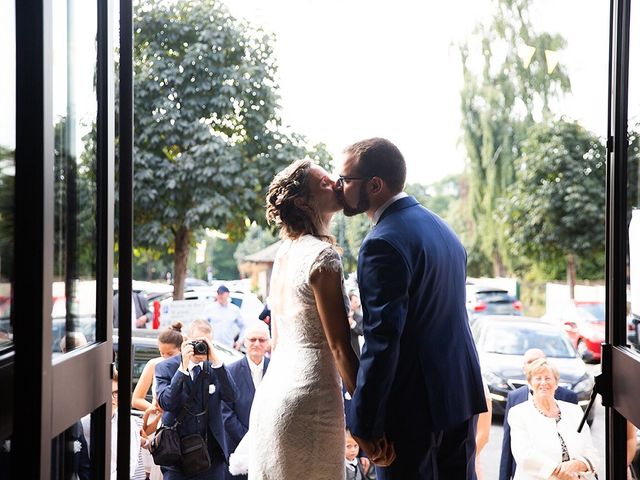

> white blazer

[{"left": 508, "top": 399, "right": 598, "bottom": 479}]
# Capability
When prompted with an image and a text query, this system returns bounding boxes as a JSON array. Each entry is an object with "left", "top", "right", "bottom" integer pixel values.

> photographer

[{"left": 155, "top": 319, "right": 237, "bottom": 479}]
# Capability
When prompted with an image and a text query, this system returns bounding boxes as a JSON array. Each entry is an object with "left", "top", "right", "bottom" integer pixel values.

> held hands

[
  {"left": 181, "top": 337, "right": 220, "bottom": 370},
  {"left": 353, "top": 433, "right": 396, "bottom": 467},
  {"left": 552, "top": 459, "right": 589, "bottom": 479}
]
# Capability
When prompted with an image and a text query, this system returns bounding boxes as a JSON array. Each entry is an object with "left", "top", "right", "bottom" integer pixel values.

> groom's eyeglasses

[{"left": 336, "top": 175, "right": 372, "bottom": 189}]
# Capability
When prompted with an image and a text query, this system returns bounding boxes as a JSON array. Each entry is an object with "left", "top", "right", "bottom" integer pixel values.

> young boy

[{"left": 345, "top": 429, "right": 368, "bottom": 480}]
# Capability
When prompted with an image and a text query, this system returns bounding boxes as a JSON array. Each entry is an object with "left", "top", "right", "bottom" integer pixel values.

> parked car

[
  {"left": 466, "top": 283, "right": 522, "bottom": 324},
  {"left": 542, "top": 300, "right": 605, "bottom": 362},
  {"left": 471, "top": 315, "right": 595, "bottom": 424},
  {"left": 629, "top": 313, "right": 640, "bottom": 352},
  {"left": 155, "top": 286, "right": 265, "bottom": 330}
]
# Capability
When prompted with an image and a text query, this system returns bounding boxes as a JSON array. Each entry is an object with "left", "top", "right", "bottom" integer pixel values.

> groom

[{"left": 336, "top": 138, "right": 487, "bottom": 479}]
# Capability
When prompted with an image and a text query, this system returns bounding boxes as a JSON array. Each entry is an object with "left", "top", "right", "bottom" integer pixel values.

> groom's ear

[{"left": 369, "top": 177, "right": 383, "bottom": 194}]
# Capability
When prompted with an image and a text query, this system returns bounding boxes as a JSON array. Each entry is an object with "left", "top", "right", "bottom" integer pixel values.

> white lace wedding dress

[{"left": 248, "top": 235, "right": 347, "bottom": 480}]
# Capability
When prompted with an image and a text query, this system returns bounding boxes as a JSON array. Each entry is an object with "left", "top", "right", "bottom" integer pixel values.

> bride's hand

[{"left": 353, "top": 433, "right": 396, "bottom": 467}]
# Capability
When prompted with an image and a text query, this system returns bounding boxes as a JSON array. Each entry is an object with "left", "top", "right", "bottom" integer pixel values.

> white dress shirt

[
  {"left": 372, "top": 192, "right": 408, "bottom": 225},
  {"left": 248, "top": 358, "right": 265, "bottom": 388},
  {"left": 203, "top": 301, "right": 245, "bottom": 348}
]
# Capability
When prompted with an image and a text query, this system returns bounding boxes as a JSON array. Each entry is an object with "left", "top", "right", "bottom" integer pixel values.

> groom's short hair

[{"left": 343, "top": 137, "right": 406, "bottom": 194}]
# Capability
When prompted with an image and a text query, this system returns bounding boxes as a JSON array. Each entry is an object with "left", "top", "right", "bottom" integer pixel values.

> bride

[{"left": 245, "top": 159, "right": 360, "bottom": 479}]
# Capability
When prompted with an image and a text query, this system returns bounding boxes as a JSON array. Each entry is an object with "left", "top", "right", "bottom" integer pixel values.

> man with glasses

[
  {"left": 222, "top": 321, "right": 271, "bottom": 479},
  {"left": 336, "top": 138, "right": 486, "bottom": 479}
]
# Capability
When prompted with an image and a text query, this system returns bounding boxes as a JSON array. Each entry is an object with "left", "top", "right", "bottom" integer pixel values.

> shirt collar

[
  {"left": 346, "top": 459, "right": 358, "bottom": 467},
  {"left": 188, "top": 360, "right": 204, "bottom": 370},
  {"left": 372, "top": 192, "right": 408, "bottom": 225},
  {"left": 248, "top": 358, "right": 264, "bottom": 373}
]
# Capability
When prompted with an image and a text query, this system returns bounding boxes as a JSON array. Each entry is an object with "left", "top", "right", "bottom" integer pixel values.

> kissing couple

[{"left": 246, "top": 137, "right": 487, "bottom": 480}]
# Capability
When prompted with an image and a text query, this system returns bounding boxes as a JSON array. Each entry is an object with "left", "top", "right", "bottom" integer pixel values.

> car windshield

[
  {"left": 482, "top": 324, "right": 575, "bottom": 357},
  {"left": 576, "top": 303, "right": 605, "bottom": 323}
]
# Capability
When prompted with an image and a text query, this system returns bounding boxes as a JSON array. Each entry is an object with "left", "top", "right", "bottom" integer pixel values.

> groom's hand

[{"left": 353, "top": 433, "right": 396, "bottom": 467}]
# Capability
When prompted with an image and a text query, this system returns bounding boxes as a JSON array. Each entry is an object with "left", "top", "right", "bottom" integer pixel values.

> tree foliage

[
  {"left": 132, "top": 0, "right": 328, "bottom": 297},
  {"left": 501, "top": 119, "right": 605, "bottom": 296},
  {"left": 459, "top": 0, "right": 571, "bottom": 276}
]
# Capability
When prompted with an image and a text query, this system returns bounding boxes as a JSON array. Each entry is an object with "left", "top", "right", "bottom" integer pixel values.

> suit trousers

[{"left": 376, "top": 416, "right": 478, "bottom": 480}]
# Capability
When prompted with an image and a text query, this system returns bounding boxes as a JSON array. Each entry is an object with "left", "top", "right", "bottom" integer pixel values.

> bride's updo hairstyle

[{"left": 266, "top": 159, "right": 326, "bottom": 241}]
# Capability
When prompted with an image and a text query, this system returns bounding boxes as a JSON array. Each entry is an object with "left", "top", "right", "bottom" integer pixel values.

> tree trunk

[
  {"left": 173, "top": 227, "right": 191, "bottom": 300},
  {"left": 566, "top": 253, "right": 577, "bottom": 300},
  {"left": 492, "top": 251, "right": 506, "bottom": 278}
]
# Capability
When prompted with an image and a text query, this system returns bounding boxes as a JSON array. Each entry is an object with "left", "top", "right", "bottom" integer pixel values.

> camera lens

[{"left": 192, "top": 340, "right": 208, "bottom": 355}]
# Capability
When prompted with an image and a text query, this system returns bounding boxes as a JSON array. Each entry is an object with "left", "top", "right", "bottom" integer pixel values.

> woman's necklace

[{"left": 533, "top": 398, "right": 560, "bottom": 419}]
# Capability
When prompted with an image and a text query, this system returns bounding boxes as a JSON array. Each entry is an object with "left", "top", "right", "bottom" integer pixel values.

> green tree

[
  {"left": 502, "top": 119, "right": 606, "bottom": 298},
  {"left": 133, "top": 0, "right": 326, "bottom": 299},
  {"left": 233, "top": 223, "right": 276, "bottom": 265},
  {"left": 460, "top": 0, "right": 571, "bottom": 276}
]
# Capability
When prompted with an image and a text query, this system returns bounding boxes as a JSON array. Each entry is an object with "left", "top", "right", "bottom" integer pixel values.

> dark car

[
  {"left": 542, "top": 300, "right": 605, "bottom": 362},
  {"left": 629, "top": 313, "right": 640, "bottom": 352},
  {"left": 471, "top": 315, "right": 595, "bottom": 424},
  {"left": 113, "top": 328, "right": 243, "bottom": 404},
  {"left": 466, "top": 283, "right": 522, "bottom": 324}
]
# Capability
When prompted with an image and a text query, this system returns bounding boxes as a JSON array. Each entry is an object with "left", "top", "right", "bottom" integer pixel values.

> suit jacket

[
  {"left": 345, "top": 460, "right": 368, "bottom": 480},
  {"left": 222, "top": 356, "right": 270, "bottom": 453},
  {"left": 112, "top": 292, "right": 152, "bottom": 328},
  {"left": 155, "top": 354, "right": 236, "bottom": 466},
  {"left": 499, "top": 385, "right": 578, "bottom": 480},
  {"left": 349, "top": 196, "right": 486, "bottom": 441},
  {"left": 507, "top": 399, "right": 598, "bottom": 479}
]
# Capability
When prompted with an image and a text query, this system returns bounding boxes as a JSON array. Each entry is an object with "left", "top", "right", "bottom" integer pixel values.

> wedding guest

[
  {"left": 155, "top": 319, "right": 236, "bottom": 479},
  {"left": 132, "top": 322, "right": 183, "bottom": 480},
  {"left": 475, "top": 379, "right": 492, "bottom": 480},
  {"left": 508, "top": 358, "right": 598, "bottom": 479},
  {"left": 204, "top": 285, "right": 245, "bottom": 350},
  {"left": 499, "top": 348, "right": 578, "bottom": 480},
  {"left": 345, "top": 429, "right": 369, "bottom": 480},
  {"left": 110, "top": 370, "right": 141, "bottom": 479},
  {"left": 223, "top": 321, "right": 271, "bottom": 480}
]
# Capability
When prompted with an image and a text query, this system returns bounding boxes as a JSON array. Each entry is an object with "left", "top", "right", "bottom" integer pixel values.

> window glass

[
  {"left": 52, "top": 0, "right": 98, "bottom": 356},
  {"left": 629, "top": 0, "right": 640, "bottom": 351},
  {"left": 0, "top": 0, "right": 15, "bottom": 350}
]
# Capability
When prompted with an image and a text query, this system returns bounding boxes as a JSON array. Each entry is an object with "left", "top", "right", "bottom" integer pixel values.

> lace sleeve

[{"left": 309, "top": 246, "right": 342, "bottom": 279}]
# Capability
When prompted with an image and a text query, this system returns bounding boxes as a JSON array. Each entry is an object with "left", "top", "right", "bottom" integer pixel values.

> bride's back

[{"left": 269, "top": 235, "right": 345, "bottom": 351}]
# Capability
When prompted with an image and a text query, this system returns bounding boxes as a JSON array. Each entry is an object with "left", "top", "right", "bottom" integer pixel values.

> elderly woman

[{"left": 508, "top": 358, "right": 598, "bottom": 479}]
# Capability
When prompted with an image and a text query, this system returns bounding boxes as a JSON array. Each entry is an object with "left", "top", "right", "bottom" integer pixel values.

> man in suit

[
  {"left": 155, "top": 319, "right": 236, "bottom": 479},
  {"left": 112, "top": 291, "right": 153, "bottom": 328},
  {"left": 222, "top": 321, "right": 271, "bottom": 479},
  {"left": 498, "top": 348, "right": 578, "bottom": 480},
  {"left": 337, "top": 138, "right": 487, "bottom": 479}
]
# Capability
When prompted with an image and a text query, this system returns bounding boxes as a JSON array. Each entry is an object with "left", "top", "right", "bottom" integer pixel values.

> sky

[
  {"left": 225, "top": 0, "right": 613, "bottom": 184},
  {"left": 1, "top": 0, "right": 632, "bottom": 186}
]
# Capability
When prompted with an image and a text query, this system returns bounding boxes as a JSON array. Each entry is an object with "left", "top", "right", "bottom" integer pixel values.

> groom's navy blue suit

[{"left": 349, "top": 196, "right": 487, "bottom": 480}]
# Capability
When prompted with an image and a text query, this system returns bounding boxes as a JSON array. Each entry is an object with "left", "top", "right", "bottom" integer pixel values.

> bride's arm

[{"left": 310, "top": 268, "right": 359, "bottom": 394}]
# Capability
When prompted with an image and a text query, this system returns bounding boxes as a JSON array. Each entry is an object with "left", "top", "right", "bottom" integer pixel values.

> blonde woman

[{"left": 508, "top": 358, "right": 598, "bottom": 479}]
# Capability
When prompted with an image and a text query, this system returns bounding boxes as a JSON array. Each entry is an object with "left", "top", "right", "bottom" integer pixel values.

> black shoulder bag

[
  {"left": 179, "top": 367, "right": 211, "bottom": 476},
  {"left": 150, "top": 368, "right": 210, "bottom": 471}
]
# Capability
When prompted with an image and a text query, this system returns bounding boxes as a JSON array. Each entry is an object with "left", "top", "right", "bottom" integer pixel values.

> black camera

[{"left": 189, "top": 340, "right": 208, "bottom": 356}]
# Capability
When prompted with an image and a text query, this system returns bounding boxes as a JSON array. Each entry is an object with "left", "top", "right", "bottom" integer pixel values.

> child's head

[{"left": 345, "top": 429, "right": 359, "bottom": 461}]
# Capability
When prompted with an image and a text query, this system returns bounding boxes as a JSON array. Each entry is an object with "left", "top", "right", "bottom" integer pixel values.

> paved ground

[{"left": 478, "top": 363, "right": 605, "bottom": 480}]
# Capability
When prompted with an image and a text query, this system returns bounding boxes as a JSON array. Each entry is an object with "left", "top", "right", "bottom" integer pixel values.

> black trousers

[{"left": 376, "top": 416, "right": 478, "bottom": 480}]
